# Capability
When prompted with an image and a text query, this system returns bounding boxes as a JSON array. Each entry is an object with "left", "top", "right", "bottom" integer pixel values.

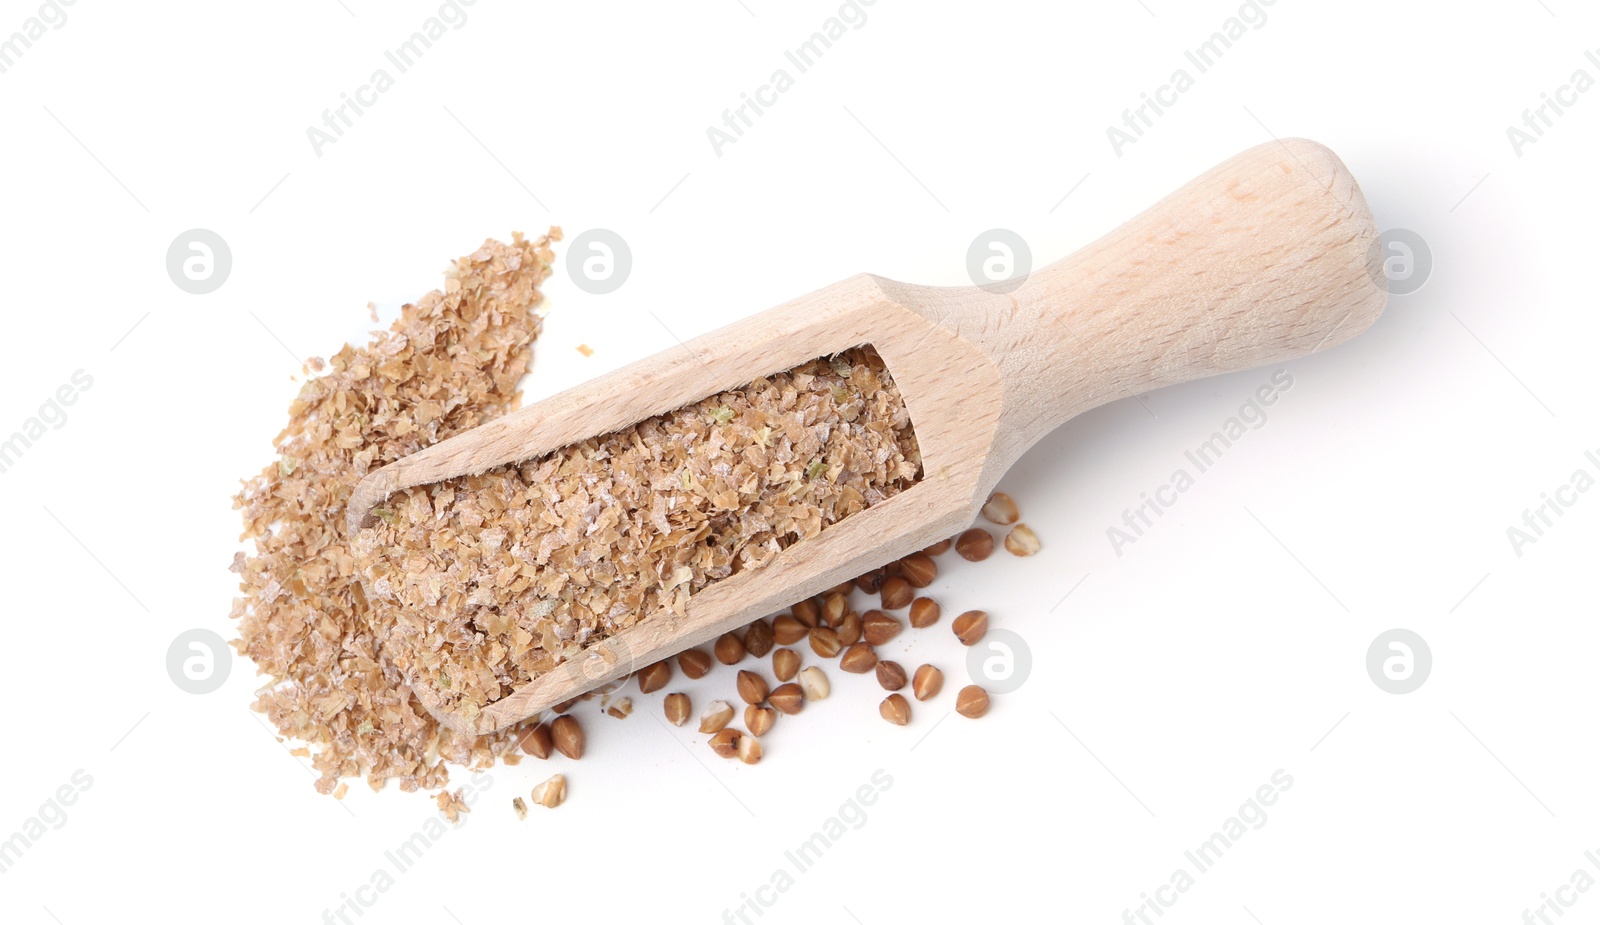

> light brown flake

[
  {"left": 229, "top": 230, "right": 560, "bottom": 796},
  {"left": 435, "top": 787, "right": 470, "bottom": 822},
  {"left": 353, "top": 347, "right": 921, "bottom": 720}
]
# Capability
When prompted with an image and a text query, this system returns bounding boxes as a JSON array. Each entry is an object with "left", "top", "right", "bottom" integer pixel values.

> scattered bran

[{"left": 230, "top": 230, "right": 559, "bottom": 795}]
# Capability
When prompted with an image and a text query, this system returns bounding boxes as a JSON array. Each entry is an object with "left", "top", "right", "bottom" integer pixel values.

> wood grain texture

[{"left": 350, "top": 138, "right": 1387, "bottom": 734}]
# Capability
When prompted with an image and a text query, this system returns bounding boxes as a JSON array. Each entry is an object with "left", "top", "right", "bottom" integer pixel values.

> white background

[{"left": 1, "top": 1, "right": 1595, "bottom": 923}]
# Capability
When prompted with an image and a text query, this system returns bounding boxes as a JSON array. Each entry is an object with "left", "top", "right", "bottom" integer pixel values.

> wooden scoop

[{"left": 349, "top": 138, "right": 1387, "bottom": 735}]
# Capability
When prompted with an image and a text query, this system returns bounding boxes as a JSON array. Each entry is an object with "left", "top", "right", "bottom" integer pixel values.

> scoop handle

[{"left": 938, "top": 139, "right": 1387, "bottom": 462}]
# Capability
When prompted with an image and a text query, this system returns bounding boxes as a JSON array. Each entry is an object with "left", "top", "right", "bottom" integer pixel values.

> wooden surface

[{"left": 349, "top": 138, "right": 1388, "bottom": 735}]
